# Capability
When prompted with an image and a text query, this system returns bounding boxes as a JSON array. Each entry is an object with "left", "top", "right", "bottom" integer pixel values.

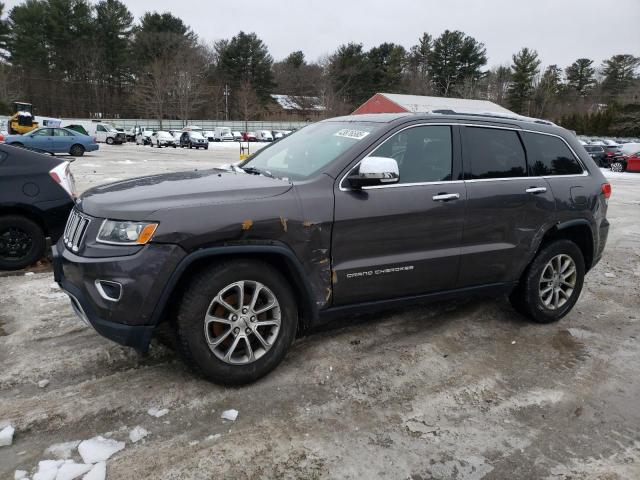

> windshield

[
  {"left": 191, "top": 132, "right": 205, "bottom": 139},
  {"left": 241, "top": 121, "right": 381, "bottom": 180}
]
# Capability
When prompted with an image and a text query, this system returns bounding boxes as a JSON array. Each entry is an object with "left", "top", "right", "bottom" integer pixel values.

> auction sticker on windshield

[{"left": 334, "top": 129, "right": 371, "bottom": 140}]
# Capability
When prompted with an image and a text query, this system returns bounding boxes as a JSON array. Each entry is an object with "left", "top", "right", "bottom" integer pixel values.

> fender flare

[{"left": 148, "top": 244, "right": 318, "bottom": 328}]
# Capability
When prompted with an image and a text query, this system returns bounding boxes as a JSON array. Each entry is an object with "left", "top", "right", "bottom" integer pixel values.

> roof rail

[{"left": 428, "top": 109, "right": 556, "bottom": 126}]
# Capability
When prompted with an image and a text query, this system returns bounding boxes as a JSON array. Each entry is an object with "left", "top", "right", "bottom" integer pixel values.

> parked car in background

[
  {"left": 64, "top": 124, "right": 90, "bottom": 136},
  {"left": 232, "top": 131, "right": 243, "bottom": 141},
  {"left": 213, "top": 127, "right": 234, "bottom": 141},
  {"left": 136, "top": 130, "right": 154, "bottom": 145},
  {"left": 242, "top": 131, "right": 257, "bottom": 142},
  {"left": 203, "top": 131, "right": 215, "bottom": 142},
  {"left": 256, "top": 130, "right": 274, "bottom": 142},
  {"left": 169, "top": 130, "right": 182, "bottom": 142},
  {"left": 584, "top": 145, "right": 607, "bottom": 167},
  {"left": 610, "top": 150, "right": 640, "bottom": 172},
  {"left": 151, "top": 131, "right": 177, "bottom": 148},
  {"left": 52, "top": 112, "right": 610, "bottom": 384},
  {"left": 84, "top": 122, "right": 125, "bottom": 145},
  {"left": 1, "top": 144, "right": 75, "bottom": 270},
  {"left": 4, "top": 127, "right": 99, "bottom": 156},
  {"left": 179, "top": 131, "right": 208, "bottom": 149}
]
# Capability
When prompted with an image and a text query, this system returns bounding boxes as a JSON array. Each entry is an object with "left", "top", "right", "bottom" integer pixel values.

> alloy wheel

[
  {"left": 539, "top": 254, "right": 577, "bottom": 310},
  {"left": 0, "top": 226, "right": 32, "bottom": 261},
  {"left": 203, "top": 280, "right": 281, "bottom": 365}
]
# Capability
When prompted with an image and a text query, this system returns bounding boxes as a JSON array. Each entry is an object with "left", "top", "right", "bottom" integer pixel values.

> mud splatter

[
  {"left": 280, "top": 217, "right": 288, "bottom": 232},
  {"left": 241, "top": 219, "right": 253, "bottom": 230}
]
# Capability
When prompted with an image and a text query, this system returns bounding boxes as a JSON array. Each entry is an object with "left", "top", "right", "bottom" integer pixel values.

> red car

[
  {"left": 610, "top": 151, "right": 640, "bottom": 172},
  {"left": 241, "top": 131, "right": 257, "bottom": 142}
]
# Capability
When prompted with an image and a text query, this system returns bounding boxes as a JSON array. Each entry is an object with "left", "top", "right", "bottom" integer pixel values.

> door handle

[
  {"left": 525, "top": 187, "right": 547, "bottom": 194},
  {"left": 432, "top": 193, "right": 460, "bottom": 201}
]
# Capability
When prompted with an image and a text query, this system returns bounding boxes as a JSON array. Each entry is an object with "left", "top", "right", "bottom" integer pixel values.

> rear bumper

[{"left": 52, "top": 240, "right": 185, "bottom": 352}]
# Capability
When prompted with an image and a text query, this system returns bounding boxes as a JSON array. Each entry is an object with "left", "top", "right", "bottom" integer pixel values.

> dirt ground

[{"left": 1, "top": 143, "right": 639, "bottom": 479}]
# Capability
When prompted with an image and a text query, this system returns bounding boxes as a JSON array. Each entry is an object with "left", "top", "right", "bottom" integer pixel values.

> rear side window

[
  {"left": 465, "top": 127, "right": 527, "bottom": 179},
  {"left": 522, "top": 133, "right": 583, "bottom": 176}
]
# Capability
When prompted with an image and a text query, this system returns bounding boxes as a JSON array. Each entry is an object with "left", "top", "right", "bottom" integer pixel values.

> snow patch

[
  {"left": 0, "top": 424, "right": 15, "bottom": 446},
  {"left": 82, "top": 462, "right": 105, "bottom": 480},
  {"left": 221, "top": 409, "right": 238, "bottom": 421},
  {"left": 55, "top": 462, "right": 92, "bottom": 480},
  {"left": 44, "top": 440, "right": 81, "bottom": 459},
  {"left": 14, "top": 470, "right": 28, "bottom": 480},
  {"left": 129, "top": 426, "right": 149, "bottom": 443},
  {"left": 38, "top": 379, "right": 50, "bottom": 388},
  {"left": 147, "top": 407, "right": 168, "bottom": 418},
  {"left": 77, "top": 436, "right": 124, "bottom": 463}
]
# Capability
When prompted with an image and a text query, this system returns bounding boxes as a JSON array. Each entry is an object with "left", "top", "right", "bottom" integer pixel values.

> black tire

[
  {"left": 509, "top": 239, "right": 585, "bottom": 323},
  {"left": 175, "top": 259, "right": 298, "bottom": 385},
  {"left": 0, "top": 215, "right": 46, "bottom": 270},
  {"left": 70, "top": 144, "right": 85, "bottom": 156},
  {"left": 204, "top": 145, "right": 209, "bottom": 150},
  {"left": 106, "top": 137, "right": 114, "bottom": 145}
]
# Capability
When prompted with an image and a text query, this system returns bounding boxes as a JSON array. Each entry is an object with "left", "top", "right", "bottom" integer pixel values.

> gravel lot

[{"left": 1, "top": 143, "right": 639, "bottom": 479}]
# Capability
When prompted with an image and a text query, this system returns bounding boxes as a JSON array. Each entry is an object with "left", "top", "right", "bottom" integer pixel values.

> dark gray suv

[{"left": 52, "top": 113, "right": 611, "bottom": 384}]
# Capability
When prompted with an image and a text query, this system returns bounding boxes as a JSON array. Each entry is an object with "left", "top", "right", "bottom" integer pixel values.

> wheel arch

[
  {"left": 151, "top": 245, "right": 318, "bottom": 335},
  {"left": 532, "top": 220, "right": 595, "bottom": 273},
  {"left": 0, "top": 205, "right": 48, "bottom": 235}
]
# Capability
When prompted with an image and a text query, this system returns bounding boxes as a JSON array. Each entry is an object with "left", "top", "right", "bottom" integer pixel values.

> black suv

[
  {"left": 179, "top": 131, "right": 209, "bottom": 149},
  {"left": 584, "top": 145, "right": 606, "bottom": 167},
  {"left": 1, "top": 145, "right": 75, "bottom": 270},
  {"left": 52, "top": 113, "right": 610, "bottom": 384}
]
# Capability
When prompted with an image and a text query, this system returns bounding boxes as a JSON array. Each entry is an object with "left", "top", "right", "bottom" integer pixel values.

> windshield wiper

[{"left": 242, "top": 166, "right": 274, "bottom": 178}]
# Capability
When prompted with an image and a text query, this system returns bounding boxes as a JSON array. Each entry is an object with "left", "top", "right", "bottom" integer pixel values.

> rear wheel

[
  {"left": 175, "top": 259, "right": 298, "bottom": 384},
  {"left": 0, "top": 215, "right": 46, "bottom": 270},
  {"left": 610, "top": 161, "right": 625, "bottom": 172},
  {"left": 70, "top": 144, "right": 85, "bottom": 156},
  {"left": 510, "top": 239, "right": 585, "bottom": 323}
]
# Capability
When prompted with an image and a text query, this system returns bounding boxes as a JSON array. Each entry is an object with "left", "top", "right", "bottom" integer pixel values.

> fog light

[{"left": 95, "top": 280, "right": 122, "bottom": 302}]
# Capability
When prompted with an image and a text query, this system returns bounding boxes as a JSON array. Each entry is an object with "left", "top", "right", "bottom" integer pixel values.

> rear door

[
  {"left": 457, "top": 126, "right": 556, "bottom": 287},
  {"left": 51, "top": 128, "right": 74, "bottom": 153},
  {"left": 332, "top": 124, "right": 467, "bottom": 305}
]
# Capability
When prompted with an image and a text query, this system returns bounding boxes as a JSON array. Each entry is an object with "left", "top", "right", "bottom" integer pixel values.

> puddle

[{"left": 550, "top": 329, "right": 589, "bottom": 370}]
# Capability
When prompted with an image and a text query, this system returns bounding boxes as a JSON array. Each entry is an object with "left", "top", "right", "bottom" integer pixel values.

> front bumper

[{"left": 52, "top": 240, "right": 186, "bottom": 352}]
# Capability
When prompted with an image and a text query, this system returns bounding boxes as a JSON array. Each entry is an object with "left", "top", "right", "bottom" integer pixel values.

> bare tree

[
  {"left": 173, "top": 46, "right": 208, "bottom": 124},
  {"left": 235, "top": 82, "right": 261, "bottom": 125},
  {"left": 134, "top": 55, "right": 176, "bottom": 129}
]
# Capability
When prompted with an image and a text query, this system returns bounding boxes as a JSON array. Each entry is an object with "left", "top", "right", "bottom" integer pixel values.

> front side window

[
  {"left": 97, "top": 125, "right": 106, "bottom": 132},
  {"left": 522, "top": 132, "right": 583, "bottom": 176},
  {"left": 32, "top": 128, "right": 53, "bottom": 137},
  {"left": 369, "top": 125, "right": 452, "bottom": 183},
  {"left": 465, "top": 127, "right": 527, "bottom": 179}
]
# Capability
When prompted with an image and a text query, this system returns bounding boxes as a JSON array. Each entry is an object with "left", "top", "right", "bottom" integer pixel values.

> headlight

[{"left": 97, "top": 220, "right": 158, "bottom": 245}]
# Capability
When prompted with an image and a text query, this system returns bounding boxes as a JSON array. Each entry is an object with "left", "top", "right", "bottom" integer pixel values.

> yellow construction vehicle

[{"left": 8, "top": 102, "right": 39, "bottom": 134}]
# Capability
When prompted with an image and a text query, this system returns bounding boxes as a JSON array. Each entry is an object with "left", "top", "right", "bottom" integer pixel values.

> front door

[
  {"left": 29, "top": 128, "right": 54, "bottom": 152},
  {"left": 457, "top": 125, "right": 556, "bottom": 287},
  {"left": 332, "top": 124, "right": 466, "bottom": 305},
  {"left": 95, "top": 124, "right": 108, "bottom": 142}
]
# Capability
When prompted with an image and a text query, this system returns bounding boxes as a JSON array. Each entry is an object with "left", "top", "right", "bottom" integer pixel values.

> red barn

[{"left": 353, "top": 93, "right": 514, "bottom": 116}]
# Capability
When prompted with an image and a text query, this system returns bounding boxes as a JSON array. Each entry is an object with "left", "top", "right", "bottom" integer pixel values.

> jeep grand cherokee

[{"left": 52, "top": 113, "right": 610, "bottom": 384}]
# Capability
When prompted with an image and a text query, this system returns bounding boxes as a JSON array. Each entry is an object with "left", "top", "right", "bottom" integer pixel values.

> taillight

[
  {"left": 49, "top": 161, "right": 77, "bottom": 199},
  {"left": 601, "top": 183, "right": 611, "bottom": 199}
]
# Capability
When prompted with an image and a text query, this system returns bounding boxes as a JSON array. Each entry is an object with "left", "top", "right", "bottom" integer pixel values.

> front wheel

[
  {"left": 0, "top": 215, "right": 46, "bottom": 270},
  {"left": 70, "top": 144, "right": 85, "bottom": 156},
  {"left": 106, "top": 137, "right": 114, "bottom": 145},
  {"left": 175, "top": 259, "right": 298, "bottom": 385},
  {"left": 510, "top": 239, "right": 585, "bottom": 323},
  {"left": 610, "top": 161, "right": 625, "bottom": 172}
]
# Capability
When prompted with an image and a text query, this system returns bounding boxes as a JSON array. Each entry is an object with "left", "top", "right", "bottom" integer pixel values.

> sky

[{"left": 3, "top": 0, "right": 640, "bottom": 68}]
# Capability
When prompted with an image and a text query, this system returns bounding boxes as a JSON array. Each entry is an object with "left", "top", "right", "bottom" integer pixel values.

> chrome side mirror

[{"left": 348, "top": 156, "right": 399, "bottom": 189}]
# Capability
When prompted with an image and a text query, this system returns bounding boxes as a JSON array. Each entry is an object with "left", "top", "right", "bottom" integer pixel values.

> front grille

[{"left": 63, "top": 209, "right": 91, "bottom": 252}]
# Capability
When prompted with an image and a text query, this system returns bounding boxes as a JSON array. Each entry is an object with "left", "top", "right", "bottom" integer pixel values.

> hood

[{"left": 78, "top": 169, "right": 293, "bottom": 219}]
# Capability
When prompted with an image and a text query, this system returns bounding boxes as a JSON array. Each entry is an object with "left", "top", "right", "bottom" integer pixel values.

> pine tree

[
  {"left": 366, "top": 42, "right": 406, "bottom": 94},
  {"left": 565, "top": 58, "right": 595, "bottom": 96},
  {"left": 601, "top": 54, "right": 640, "bottom": 96},
  {"left": 507, "top": 47, "right": 540, "bottom": 115}
]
